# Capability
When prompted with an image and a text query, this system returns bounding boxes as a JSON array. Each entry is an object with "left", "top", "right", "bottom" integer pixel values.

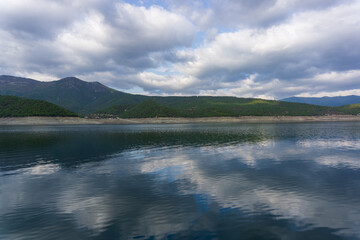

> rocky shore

[{"left": 0, "top": 115, "right": 359, "bottom": 125}]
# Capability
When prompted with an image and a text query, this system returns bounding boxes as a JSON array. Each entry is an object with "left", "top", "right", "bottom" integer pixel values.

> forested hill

[
  {"left": 1, "top": 75, "right": 360, "bottom": 117},
  {"left": 0, "top": 95, "right": 77, "bottom": 117},
  {"left": 97, "top": 99, "right": 360, "bottom": 118},
  {"left": 0, "top": 75, "right": 146, "bottom": 114},
  {"left": 335, "top": 103, "right": 360, "bottom": 115}
]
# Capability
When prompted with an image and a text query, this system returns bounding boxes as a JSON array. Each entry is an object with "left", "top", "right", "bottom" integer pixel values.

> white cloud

[
  {"left": 0, "top": 1, "right": 195, "bottom": 83},
  {"left": 0, "top": 0, "right": 359, "bottom": 98},
  {"left": 297, "top": 89, "right": 360, "bottom": 98},
  {"left": 167, "top": 0, "right": 354, "bottom": 30},
  {"left": 165, "top": 1, "right": 360, "bottom": 98},
  {"left": 136, "top": 72, "right": 197, "bottom": 92},
  {"left": 294, "top": 70, "right": 360, "bottom": 97}
]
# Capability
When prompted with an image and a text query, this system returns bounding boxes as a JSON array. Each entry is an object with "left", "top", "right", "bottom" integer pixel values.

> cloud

[
  {"left": 167, "top": 0, "right": 354, "bottom": 29},
  {"left": 165, "top": 1, "right": 360, "bottom": 98},
  {"left": 0, "top": 1, "right": 195, "bottom": 81},
  {"left": 0, "top": 0, "right": 359, "bottom": 98},
  {"left": 0, "top": 0, "right": 78, "bottom": 38}
]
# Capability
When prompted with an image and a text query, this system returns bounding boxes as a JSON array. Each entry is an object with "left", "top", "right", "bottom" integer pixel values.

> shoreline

[{"left": 0, "top": 115, "right": 360, "bottom": 125}]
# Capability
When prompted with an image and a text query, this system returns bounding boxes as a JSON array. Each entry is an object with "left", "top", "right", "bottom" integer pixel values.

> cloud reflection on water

[{"left": 0, "top": 123, "right": 359, "bottom": 239}]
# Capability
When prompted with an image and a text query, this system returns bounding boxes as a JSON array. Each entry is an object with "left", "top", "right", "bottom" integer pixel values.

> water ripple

[{"left": 1, "top": 122, "right": 360, "bottom": 239}]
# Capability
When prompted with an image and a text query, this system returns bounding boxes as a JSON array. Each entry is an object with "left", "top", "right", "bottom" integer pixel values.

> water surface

[{"left": 1, "top": 122, "right": 360, "bottom": 239}]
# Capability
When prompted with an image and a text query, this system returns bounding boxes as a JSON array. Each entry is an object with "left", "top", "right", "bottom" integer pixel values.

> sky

[{"left": 0, "top": 0, "right": 359, "bottom": 99}]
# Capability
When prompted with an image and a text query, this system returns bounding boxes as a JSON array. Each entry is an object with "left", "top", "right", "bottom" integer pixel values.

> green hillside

[
  {"left": 153, "top": 97, "right": 335, "bottom": 117},
  {"left": 335, "top": 103, "right": 360, "bottom": 115},
  {"left": 0, "top": 95, "right": 77, "bottom": 117},
  {"left": 120, "top": 100, "right": 179, "bottom": 118},
  {"left": 1, "top": 75, "right": 360, "bottom": 118},
  {"left": 99, "top": 100, "right": 179, "bottom": 118},
  {"left": 22, "top": 78, "right": 147, "bottom": 114},
  {"left": 98, "top": 98, "right": 338, "bottom": 118},
  {"left": 0, "top": 76, "right": 146, "bottom": 114}
]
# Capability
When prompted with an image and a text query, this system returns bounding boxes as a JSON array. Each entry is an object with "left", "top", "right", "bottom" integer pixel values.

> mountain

[
  {"left": 0, "top": 75, "right": 146, "bottom": 113},
  {"left": 0, "top": 75, "right": 42, "bottom": 93},
  {"left": 0, "top": 95, "right": 77, "bottom": 117},
  {"left": 282, "top": 95, "right": 360, "bottom": 107},
  {"left": 1, "top": 75, "right": 359, "bottom": 117}
]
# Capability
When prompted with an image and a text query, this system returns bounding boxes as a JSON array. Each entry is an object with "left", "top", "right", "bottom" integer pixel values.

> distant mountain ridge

[
  {"left": 282, "top": 95, "right": 360, "bottom": 107},
  {"left": 1, "top": 75, "right": 360, "bottom": 116},
  {"left": 0, "top": 75, "right": 42, "bottom": 93},
  {"left": 0, "top": 75, "right": 146, "bottom": 113}
]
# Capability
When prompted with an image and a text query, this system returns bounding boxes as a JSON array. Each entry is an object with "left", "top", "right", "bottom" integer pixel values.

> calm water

[{"left": 0, "top": 122, "right": 360, "bottom": 240}]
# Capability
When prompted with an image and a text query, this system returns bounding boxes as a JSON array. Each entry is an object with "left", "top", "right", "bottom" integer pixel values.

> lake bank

[{"left": 0, "top": 115, "right": 360, "bottom": 125}]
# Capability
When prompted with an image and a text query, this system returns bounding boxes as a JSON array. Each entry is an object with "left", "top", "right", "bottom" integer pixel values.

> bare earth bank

[{"left": 0, "top": 115, "right": 360, "bottom": 125}]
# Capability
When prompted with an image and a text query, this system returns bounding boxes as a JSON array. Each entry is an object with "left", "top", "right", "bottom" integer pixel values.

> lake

[{"left": 0, "top": 122, "right": 360, "bottom": 240}]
